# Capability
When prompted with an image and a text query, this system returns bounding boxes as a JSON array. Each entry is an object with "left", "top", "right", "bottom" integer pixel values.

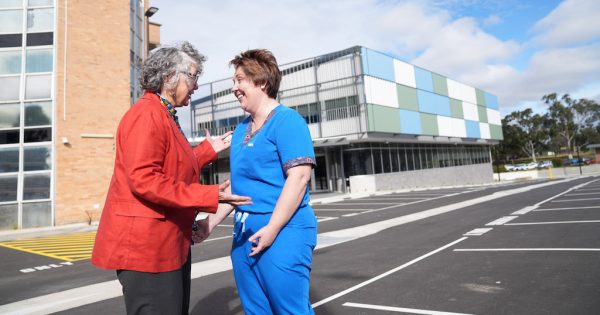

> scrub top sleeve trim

[{"left": 282, "top": 156, "right": 316, "bottom": 173}]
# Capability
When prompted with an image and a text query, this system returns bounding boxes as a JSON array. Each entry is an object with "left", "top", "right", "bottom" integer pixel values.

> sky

[{"left": 149, "top": 0, "right": 600, "bottom": 135}]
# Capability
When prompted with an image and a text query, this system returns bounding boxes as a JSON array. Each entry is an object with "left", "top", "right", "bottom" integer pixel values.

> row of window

[
  {"left": 0, "top": 47, "right": 52, "bottom": 74},
  {"left": 0, "top": 1, "right": 54, "bottom": 230},
  {"left": 342, "top": 144, "right": 491, "bottom": 177}
]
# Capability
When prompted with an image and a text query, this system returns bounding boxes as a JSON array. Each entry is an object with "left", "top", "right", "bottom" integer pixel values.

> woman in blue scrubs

[{"left": 225, "top": 49, "right": 317, "bottom": 314}]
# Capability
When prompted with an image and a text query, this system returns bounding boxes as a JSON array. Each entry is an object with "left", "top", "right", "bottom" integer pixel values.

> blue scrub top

[{"left": 230, "top": 105, "right": 316, "bottom": 214}]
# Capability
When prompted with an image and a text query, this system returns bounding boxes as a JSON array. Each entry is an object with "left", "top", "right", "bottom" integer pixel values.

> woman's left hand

[
  {"left": 191, "top": 218, "right": 210, "bottom": 243},
  {"left": 248, "top": 224, "right": 280, "bottom": 256},
  {"left": 205, "top": 129, "right": 233, "bottom": 154}
]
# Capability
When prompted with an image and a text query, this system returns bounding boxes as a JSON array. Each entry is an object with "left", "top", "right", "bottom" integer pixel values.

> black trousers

[{"left": 117, "top": 251, "right": 192, "bottom": 315}]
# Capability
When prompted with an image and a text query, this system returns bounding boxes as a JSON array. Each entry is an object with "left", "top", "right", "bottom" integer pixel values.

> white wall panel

[
  {"left": 486, "top": 108, "right": 501, "bottom": 125},
  {"left": 462, "top": 101, "right": 479, "bottom": 121},
  {"left": 214, "top": 107, "right": 245, "bottom": 120},
  {"left": 317, "top": 57, "right": 354, "bottom": 82},
  {"left": 479, "top": 122, "right": 491, "bottom": 139},
  {"left": 451, "top": 117, "right": 467, "bottom": 138},
  {"left": 279, "top": 67, "right": 315, "bottom": 91},
  {"left": 447, "top": 78, "right": 461, "bottom": 100},
  {"left": 437, "top": 115, "right": 453, "bottom": 137},
  {"left": 460, "top": 84, "right": 477, "bottom": 104},
  {"left": 393, "top": 59, "right": 416, "bottom": 88},
  {"left": 364, "top": 76, "right": 398, "bottom": 108}
]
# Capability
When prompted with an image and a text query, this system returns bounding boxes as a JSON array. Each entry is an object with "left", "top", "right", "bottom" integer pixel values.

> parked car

[
  {"left": 583, "top": 158, "right": 597, "bottom": 165},
  {"left": 537, "top": 160, "right": 553, "bottom": 168},
  {"left": 512, "top": 162, "right": 538, "bottom": 171},
  {"left": 564, "top": 158, "right": 583, "bottom": 166},
  {"left": 504, "top": 164, "right": 516, "bottom": 171}
]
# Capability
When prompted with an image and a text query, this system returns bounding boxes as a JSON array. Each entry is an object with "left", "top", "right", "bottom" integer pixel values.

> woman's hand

[
  {"left": 218, "top": 180, "right": 252, "bottom": 206},
  {"left": 248, "top": 224, "right": 280, "bottom": 256},
  {"left": 191, "top": 218, "right": 210, "bottom": 244},
  {"left": 206, "top": 129, "right": 233, "bottom": 154}
]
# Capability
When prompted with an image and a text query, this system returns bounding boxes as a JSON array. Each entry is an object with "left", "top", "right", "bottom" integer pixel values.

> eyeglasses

[{"left": 180, "top": 71, "right": 200, "bottom": 83}]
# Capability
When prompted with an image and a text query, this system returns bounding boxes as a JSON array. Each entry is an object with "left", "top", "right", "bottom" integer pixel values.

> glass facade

[
  {"left": 129, "top": 0, "right": 144, "bottom": 103},
  {"left": 0, "top": 0, "right": 54, "bottom": 230}
]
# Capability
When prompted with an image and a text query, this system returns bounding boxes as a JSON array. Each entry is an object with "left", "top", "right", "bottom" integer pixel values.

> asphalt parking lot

[{"left": 0, "top": 177, "right": 598, "bottom": 314}]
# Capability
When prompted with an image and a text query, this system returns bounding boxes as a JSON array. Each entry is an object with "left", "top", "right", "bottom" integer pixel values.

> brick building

[{"left": 0, "top": 0, "right": 160, "bottom": 229}]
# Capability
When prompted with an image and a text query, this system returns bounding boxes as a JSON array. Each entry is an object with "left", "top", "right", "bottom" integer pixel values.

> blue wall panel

[
  {"left": 399, "top": 109, "right": 422, "bottom": 134},
  {"left": 414, "top": 67, "right": 434, "bottom": 92},
  {"left": 465, "top": 120, "right": 481, "bottom": 138},
  {"left": 417, "top": 90, "right": 451, "bottom": 117},
  {"left": 485, "top": 92, "right": 499, "bottom": 109},
  {"left": 361, "top": 48, "right": 395, "bottom": 82}
]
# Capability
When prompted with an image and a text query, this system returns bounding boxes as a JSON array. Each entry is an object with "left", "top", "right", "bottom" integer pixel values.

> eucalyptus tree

[
  {"left": 506, "top": 108, "right": 547, "bottom": 162},
  {"left": 543, "top": 93, "right": 600, "bottom": 158}
]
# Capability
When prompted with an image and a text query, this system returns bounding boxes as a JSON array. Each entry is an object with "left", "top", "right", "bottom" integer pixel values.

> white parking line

[
  {"left": 486, "top": 216, "right": 518, "bottom": 226},
  {"left": 312, "top": 237, "right": 468, "bottom": 308},
  {"left": 576, "top": 188, "right": 600, "bottom": 192},
  {"left": 204, "top": 235, "right": 232, "bottom": 242},
  {"left": 317, "top": 216, "right": 338, "bottom": 223},
  {"left": 505, "top": 220, "right": 600, "bottom": 226},
  {"left": 313, "top": 208, "right": 371, "bottom": 212},
  {"left": 332, "top": 202, "right": 401, "bottom": 205},
  {"left": 362, "top": 197, "right": 428, "bottom": 200},
  {"left": 464, "top": 228, "right": 493, "bottom": 236},
  {"left": 552, "top": 197, "right": 600, "bottom": 202},
  {"left": 564, "top": 192, "right": 600, "bottom": 196},
  {"left": 343, "top": 302, "right": 475, "bottom": 315},
  {"left": 534, "top": 206, "right": 600, "bottom": 211},
  {"left": 454, "top": 248, "right": 600, "bottom": 252}
]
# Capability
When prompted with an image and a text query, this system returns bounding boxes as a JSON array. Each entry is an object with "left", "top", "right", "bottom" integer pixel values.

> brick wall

[{"left": 53, "top": 0, "right": 131, "bottom": 224}]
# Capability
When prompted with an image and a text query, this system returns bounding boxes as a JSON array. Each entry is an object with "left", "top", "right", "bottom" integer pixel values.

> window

[
  {"left": 23, "top": 173, "right": 50, "bottom": 199},
  {"left": 24, "top": 145, "right": 50, "bottom": 170},
  {"left": 0, "top": 102, "right": 20, "bottom": 128},
  {"left": 0, "top": 76, "right": 20, "bottom": 101},
  {"left": 0, "top": 175, "right": 18, "bottom": 201},
  {"left": 0, "top": 203, "right": 18, "bottom": 230},
  {"left": 0, "top": 50, "right": 22, "bottom": 74},
  {"left": 27, "top": 8, "right": 53, "bottom": 32},
  {"left": 26, "top": 48, "right": 52, "bottom": 72},
  {"left": 0, "top": 10, "right": 23, "bottom": 34},
  {"left": 25, "top": 74, "right": 51, "bottom": 99},
  {"left": 22, "top": 201, "right": 51, "bottom": 228},
  {"left": 0, "top": 147, "right": 19, "bottom": 173}
]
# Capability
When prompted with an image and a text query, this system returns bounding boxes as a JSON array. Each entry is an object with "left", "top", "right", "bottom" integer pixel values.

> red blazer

[{"left": 92, "top": 92, "right": 219, "bottom": 272}]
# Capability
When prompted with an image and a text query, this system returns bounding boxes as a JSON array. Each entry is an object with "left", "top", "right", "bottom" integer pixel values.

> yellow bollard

[{"left": 548, "top": 166, "right": 553, "bottom": 179}]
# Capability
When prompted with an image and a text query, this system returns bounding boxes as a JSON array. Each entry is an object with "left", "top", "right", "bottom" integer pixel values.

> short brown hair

[{"left": 230, "top": 49, "right": 281, "bottom": 99}]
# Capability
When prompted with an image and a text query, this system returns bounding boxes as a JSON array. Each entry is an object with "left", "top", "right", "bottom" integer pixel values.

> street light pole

[{"left": 144, "top": 7, "right": 159, "bottom": 59}]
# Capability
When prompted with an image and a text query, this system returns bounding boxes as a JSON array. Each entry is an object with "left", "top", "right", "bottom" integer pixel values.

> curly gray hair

[{"left": 139, "top": 41, "right": 206, "bottom": 92}]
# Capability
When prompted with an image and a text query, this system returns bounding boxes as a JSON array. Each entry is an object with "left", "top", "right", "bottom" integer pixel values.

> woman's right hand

[{"left": 218, "top": 180, "right": 252, "bottom": 206}]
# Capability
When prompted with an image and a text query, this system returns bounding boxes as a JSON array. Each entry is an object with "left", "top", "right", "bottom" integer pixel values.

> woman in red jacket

[{"left": 91, "top": 41, "right": 250, "bottom": 315}]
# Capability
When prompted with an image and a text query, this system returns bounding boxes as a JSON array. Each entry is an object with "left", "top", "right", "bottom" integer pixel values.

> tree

[
  {"left": 505, "top": 109, "right": 547, "bottom": 162},
  {"left": 495, "top": 116, "right": 525, "bottom": 162},
  {"left": 543, "top": 93, "right": 600, "bottom": 158}
]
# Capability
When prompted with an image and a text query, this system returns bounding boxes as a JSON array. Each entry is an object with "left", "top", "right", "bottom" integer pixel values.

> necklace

[{"left": 157, "top": 93, "right": 185, "bottom": 136}]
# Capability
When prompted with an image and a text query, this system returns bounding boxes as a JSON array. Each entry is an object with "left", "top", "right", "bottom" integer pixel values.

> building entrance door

[{"left": 313, "top": 155, "right": 328, "bottom": 191}]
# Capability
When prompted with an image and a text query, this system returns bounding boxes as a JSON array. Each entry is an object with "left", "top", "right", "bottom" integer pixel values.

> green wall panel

[
  {"left": 490, "top": 124, "right": 503, "bottom": 140},
  {"left": 367, "top": 104, "right": 401, "bottom": 133},
  {"left": 476, "top": 88, "right": 486, "bottom": 106},
  {"left": 477, "top": 106, "right": 488, "bottom": 123},
  {"left": 432, "top": 73, "right": 448, "bottom": 96},
  {"left": 450, "top": 99, "right": 463, "bottom": 118},
  {"left": 420, "top": 113, "right": 438, "bottom": 136},
  {"left": 396, "top": 84, "right": 419, "bottom": 111}
]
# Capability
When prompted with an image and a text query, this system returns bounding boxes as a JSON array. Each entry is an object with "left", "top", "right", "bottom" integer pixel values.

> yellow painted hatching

[{"left": 0, "top": 232, "right": 96, "bottom": 262}]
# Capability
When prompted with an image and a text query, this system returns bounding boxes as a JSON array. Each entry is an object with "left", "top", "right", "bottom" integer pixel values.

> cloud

[
  {"left": 483, "top": 15, "right": 502, "bottom": 26},
  {"left": 151, "top": 0, "right": 600, "bottom": 128},
  {"left": 532, "top": 0, "right": 600, "bottom": 47}
]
